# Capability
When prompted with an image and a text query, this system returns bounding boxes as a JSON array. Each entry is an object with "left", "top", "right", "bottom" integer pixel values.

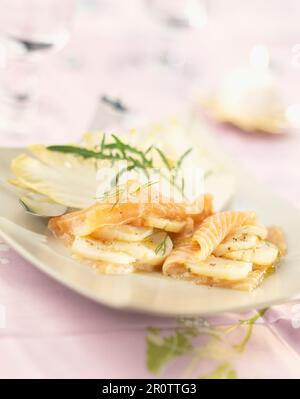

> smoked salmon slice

[
  {"left": 163, "top": 236, "right": 270, "bottom": 291},
  {"left": 192, "top": 211, "right": 257, "bottom": 261},
  {"left": 267, "top": 226, "right": 286, "bottom": 256},
  {"left": 48, "top": 194, "right": 213, "bottom": 238}
]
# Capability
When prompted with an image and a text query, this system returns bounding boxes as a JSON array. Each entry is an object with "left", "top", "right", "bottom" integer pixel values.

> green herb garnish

[
  {"left": 155, "top": 147, "right": 172, "bottom": 170},
  {"left": 96, "top": 180, "right": 160, "bottom": 211},
  {"left": 176, "top": 148, "right": 193, "bottom": 169},
  {"left": 48, "top": 134, "right": 192, "bottom": 199},
  {"left": 48, "top": 134, "right": 153, "bottom": 172},
  {"left": 155, "top": 235, "right": 168, "bottom": 255},
  {"left": 130, "top": 180, "right": 159, "bottom": 195}
]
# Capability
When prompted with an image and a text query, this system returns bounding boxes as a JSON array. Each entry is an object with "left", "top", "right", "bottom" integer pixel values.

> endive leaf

[{"left": 10, "top": 149, "right": 97, "bottom": 209}]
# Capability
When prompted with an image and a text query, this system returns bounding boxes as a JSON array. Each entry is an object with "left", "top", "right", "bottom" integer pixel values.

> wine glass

[
  {"left": 145, "top": 0, "right": 210, "bottom": 72},
  {"left": 0, "top": 0, "right": 76, "bottom": 136},
  {"left": 146, "top": 0, "right": 209, "bottom": 29}
]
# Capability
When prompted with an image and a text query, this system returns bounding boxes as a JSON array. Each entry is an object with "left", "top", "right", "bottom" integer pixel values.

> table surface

[{"left": 0, "top": 0, "right": 300, "bottom": 378}]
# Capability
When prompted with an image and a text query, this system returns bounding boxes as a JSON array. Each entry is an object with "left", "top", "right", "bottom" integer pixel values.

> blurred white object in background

[
  {"left": 249, "top": 44, "right": 270, "bottom": 70},
  {"left": 216, "top": 66, "right": 285, "bottom": 132},
  {"left": 0, "top": 0, "right": 76, "bottom": 135},
  {"left": 181, "top": 0, "right": 209, "bottom": 29},
  {"left": 145, "top": 0, "right": 209, "bottom": 76},
  {"left": 201, "top": 44, "right": 287, "bottom": 134},
  {"left": 285, "top": 103, "right": 300, "bottom": 129}
]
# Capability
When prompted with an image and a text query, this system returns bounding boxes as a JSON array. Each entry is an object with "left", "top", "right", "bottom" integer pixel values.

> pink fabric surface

[{"left": 0, "top": 0, "right": 300, "bottom": 378}]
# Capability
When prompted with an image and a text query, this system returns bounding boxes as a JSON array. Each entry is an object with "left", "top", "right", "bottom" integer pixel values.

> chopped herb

[{"left": 155, "top": 235, "right": 168, "bottom": 255}]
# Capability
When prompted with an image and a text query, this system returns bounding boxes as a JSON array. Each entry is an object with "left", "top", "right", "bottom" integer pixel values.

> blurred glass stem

[{"left": 1, "top": 55, "right": 40, "bottom": 108}]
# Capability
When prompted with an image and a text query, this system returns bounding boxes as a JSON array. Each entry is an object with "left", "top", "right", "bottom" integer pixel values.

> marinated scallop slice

[
  {"left": 223, "top": 241, "right": 279, "bottom": 266},
  {"left": 187, "top": 256, "right": 252, "bottom": 281},
  {"left": 71, "top": 237, "right": 136, "bottom": 264},
  {"left": 213, "top": 234, "right": 258, "bottom": 257},
  {"left": 143, "top": 216, "right": 186, "bottom": 233},
  {"left": 232, "top": 225, "right": 268, "bottom": 240},
  {"left": 186, "top": 268, "right": 267, "bottom": 291},
  {"left": 111, "top": 231, "right": 173, "bottom": 266},
  {"left": 91, "top": 224, "right": 154, "bottom": 242}
]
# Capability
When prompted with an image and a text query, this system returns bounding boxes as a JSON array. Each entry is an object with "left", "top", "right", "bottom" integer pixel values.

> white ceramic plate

[{"left": 0, "top": 146, "right": 299, "bottom": 316}]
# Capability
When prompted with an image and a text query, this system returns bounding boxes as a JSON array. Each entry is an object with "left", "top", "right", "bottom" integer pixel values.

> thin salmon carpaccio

[
  {"left": 48, "top": 194, "right": 213, "bottom": 238},
  {"left": 192, "top": 211, "right": 257, "bottom": 261}
]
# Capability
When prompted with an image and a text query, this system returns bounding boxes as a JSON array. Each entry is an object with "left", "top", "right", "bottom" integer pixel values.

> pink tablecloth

[{"left": 0, "top": 0, "right": 300, "bottom": 378}]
